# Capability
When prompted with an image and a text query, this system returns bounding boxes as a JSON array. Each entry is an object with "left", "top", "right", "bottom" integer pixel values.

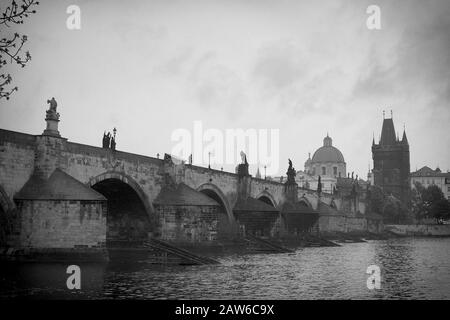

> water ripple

[{"left": 1, "top": 238, "right": 450, "bottom": 299}]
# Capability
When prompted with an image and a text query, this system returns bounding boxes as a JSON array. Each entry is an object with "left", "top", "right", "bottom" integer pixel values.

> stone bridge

[{"left": 0, "top": 108, "right": 375, "bottom": 256}]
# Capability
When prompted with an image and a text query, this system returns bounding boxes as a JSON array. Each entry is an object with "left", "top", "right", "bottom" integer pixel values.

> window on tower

[
  {"left": 322, "top": 167, "right": 326, "bottom": 175},
  {"left": 333, "top": 167, "right": 337, "bottom": 176}
]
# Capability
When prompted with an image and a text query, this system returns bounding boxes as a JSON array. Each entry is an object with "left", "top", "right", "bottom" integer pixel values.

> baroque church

[{"left": 297, "top": 134, "right": 347, "bottom": 194}]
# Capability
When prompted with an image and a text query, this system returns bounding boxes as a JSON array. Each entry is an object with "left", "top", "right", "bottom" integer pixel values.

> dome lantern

[{"left": 323, "top": 133, "right": 332, "bottom": 147}]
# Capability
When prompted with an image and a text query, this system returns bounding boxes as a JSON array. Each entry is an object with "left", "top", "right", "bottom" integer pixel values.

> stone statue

[
  {"left": 45, "top": 97, "right": 59, "bottom": 121},
  {"left": 240, "top": 151, "right": 247, "bottom": 164},
  {"left": 286, "top": 159, "right": 296, "bottom": 184},
  {"left": 317, "top": 175, "right": 322, "bottom": 195},
  {"left": 236, "top": 151, "right": 249, "bottom": 176},
  {"left": 47, "top": 97, "right": 57, "bottom": 112},
  {"left": 110, "top": 136, "right": 116, "bottom": 151},
  {"left": 102, "top": 131, "right": 107, "bottom": 148},
  {"left": 102, "top": 131, "right": 110, "bottom": 148}
]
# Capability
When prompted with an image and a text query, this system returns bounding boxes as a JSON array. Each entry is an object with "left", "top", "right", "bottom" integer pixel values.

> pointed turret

[
  {"left": 380, "top": 118, "right": 396, "bottom": 145},
  {"left": 401, "top": 128, "right": 408, "bottom": 145}
]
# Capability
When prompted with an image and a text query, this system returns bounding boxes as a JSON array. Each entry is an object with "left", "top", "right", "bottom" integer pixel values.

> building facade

[
  {"left": 371, "top": 115, "right": 410, "bottom": 205},
  {"left": 410, "top": 166, "right": 450, "bottom": 200}
]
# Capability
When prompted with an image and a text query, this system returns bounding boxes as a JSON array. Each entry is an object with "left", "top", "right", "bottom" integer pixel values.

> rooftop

[
  {"left": 233, "top": 197, "right": 279, "bottom": 212},
  {"left": 411, "top": 166, "right": 450, "bottom": 178},
  {"left": 281, "top": 201, "right": 317, "bottom": 215},
  {"left": 153, "top": 183, "right": 220, "bottom": 206},
  {"left": 14, "top": 169, "right": 106, "bottom": 201}
]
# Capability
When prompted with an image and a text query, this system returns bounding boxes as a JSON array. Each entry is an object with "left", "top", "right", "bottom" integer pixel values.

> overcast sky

[{"left": 1, "top": 0, "right": 449, "bottom": 177}]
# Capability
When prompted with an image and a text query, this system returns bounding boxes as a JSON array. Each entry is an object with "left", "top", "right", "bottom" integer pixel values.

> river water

[{"left": 1, "top": 238, "right": 449, "bottom": 299}]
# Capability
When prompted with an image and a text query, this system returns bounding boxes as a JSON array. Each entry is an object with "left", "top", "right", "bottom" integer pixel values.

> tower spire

[{"left": 402, "top": 125, "right": 408, "bottom": 145}]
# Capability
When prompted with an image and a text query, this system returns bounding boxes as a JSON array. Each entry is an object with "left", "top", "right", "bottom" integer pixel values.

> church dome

[{"left": 311, "top": 134, "right": 345, "bottom": 163}]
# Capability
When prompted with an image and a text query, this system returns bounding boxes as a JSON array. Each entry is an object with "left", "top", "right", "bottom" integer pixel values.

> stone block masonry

[
  {"left": 17, "top": 200, "right": 106, "bottom": 249},
  {"left": 156, "top": 205, "right": 219, "bottom": 243}
]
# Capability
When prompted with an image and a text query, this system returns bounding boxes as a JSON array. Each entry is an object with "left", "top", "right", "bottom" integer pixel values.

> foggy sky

[{"left": 1, "top": 0, "right": 449, "bottom": 177}]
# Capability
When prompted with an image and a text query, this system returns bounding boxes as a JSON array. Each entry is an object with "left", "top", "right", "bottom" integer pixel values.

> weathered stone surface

[
  {"left": 17, "top": 199, "right": 106, "bottom": 248},
  {"left": 156, "top": 205, "right": 219, "bottom": 243},
  {"left": 0, "top": 127, "right": 375, "bottom": 255}
]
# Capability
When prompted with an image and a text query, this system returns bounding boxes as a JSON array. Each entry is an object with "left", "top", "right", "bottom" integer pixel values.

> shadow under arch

[
  {"left": 88, "top": 171, "right": 154, "bottom": 217},
  {"left": 255, "top": 191, "right": 277, "bottom": 208},
  {"left": 88, "top": 172, "right": 155, "bottom": 246},
  {"left": 196, "top": 183, "right": 234, "bottom": 223}
]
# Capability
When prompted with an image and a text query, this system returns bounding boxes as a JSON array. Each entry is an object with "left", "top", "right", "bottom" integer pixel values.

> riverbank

[{"left": 385, "top": 224, "right": 450, "bottom": 237}]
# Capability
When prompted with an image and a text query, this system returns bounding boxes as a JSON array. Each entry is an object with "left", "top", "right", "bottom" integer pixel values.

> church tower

[{"left": 372, "top": 111, "right": 410, "bottom": 206}]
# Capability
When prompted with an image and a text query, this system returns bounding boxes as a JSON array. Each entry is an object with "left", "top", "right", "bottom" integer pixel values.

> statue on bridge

[
  {"left": 101, "top": 128, "right": 117, "bottom": 150},
  {"left": 102, "top": 131, "right": 111, "bottom": 148},
  {"left": 110, "top": 136, "right": 116, "bottom": 151},
  {"left": 286, "top": 158, "right": 296, "bottom": 184},
  {"left": 240, "top": 151, "right": 248, "bottom": 165},
  {"left": 45, "top": 97, "right": 59, "bottom": 121},
  {"left": 236, "top": 151, "right": 249, "bottom": 177}
]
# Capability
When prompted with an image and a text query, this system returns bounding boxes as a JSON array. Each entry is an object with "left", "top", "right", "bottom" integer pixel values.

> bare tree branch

[{"left": 0, "top": 0, "right": 38, "bottom": 100}]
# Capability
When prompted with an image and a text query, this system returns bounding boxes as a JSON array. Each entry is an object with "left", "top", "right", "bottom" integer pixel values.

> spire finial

[
  {"left": 391, "top": 110, "right": 393, "bottom": 118},
  {"left": 383, "top": 110, "right": 385, "bottom": 119}
]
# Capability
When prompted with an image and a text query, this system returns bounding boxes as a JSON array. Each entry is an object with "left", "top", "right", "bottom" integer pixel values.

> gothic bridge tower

[{"left": 372, "top": 111, "right": 410, "bottom": 206}]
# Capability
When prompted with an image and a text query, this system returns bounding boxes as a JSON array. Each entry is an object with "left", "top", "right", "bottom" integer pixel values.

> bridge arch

[
  {"left": 197, "top": 183, "right": 237, "bottom": 239},
  {"left": 298, "top": 197, "right": 313, "bottom": 208},
  {"left": 255, "top": 191, "right": 277, "bottom": 207},
  {"left": 88, "top": 172, "right": 154, "bottom": 246},
  {"left": 88, "top": 172, "right": 154, "bottom": 217},
  {"left": 196, "top": 183, "right": 234, "bottom": 223}
]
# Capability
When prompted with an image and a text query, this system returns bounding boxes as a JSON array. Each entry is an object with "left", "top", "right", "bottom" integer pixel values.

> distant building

[
  {"left": 299, "top": 134, "right": 347, "bottom": 194},
  {"left": 296, "top": 171, "right": 336, "bottom": 194},
  {"left": 411, "top": 166, "right": 450, "bottom": 200},
  {"left": 305, "top": 134, "right": 347, "bottom": 178},
  {"left": 371, "top": 114, "right": 410, "bottom": 205}
]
